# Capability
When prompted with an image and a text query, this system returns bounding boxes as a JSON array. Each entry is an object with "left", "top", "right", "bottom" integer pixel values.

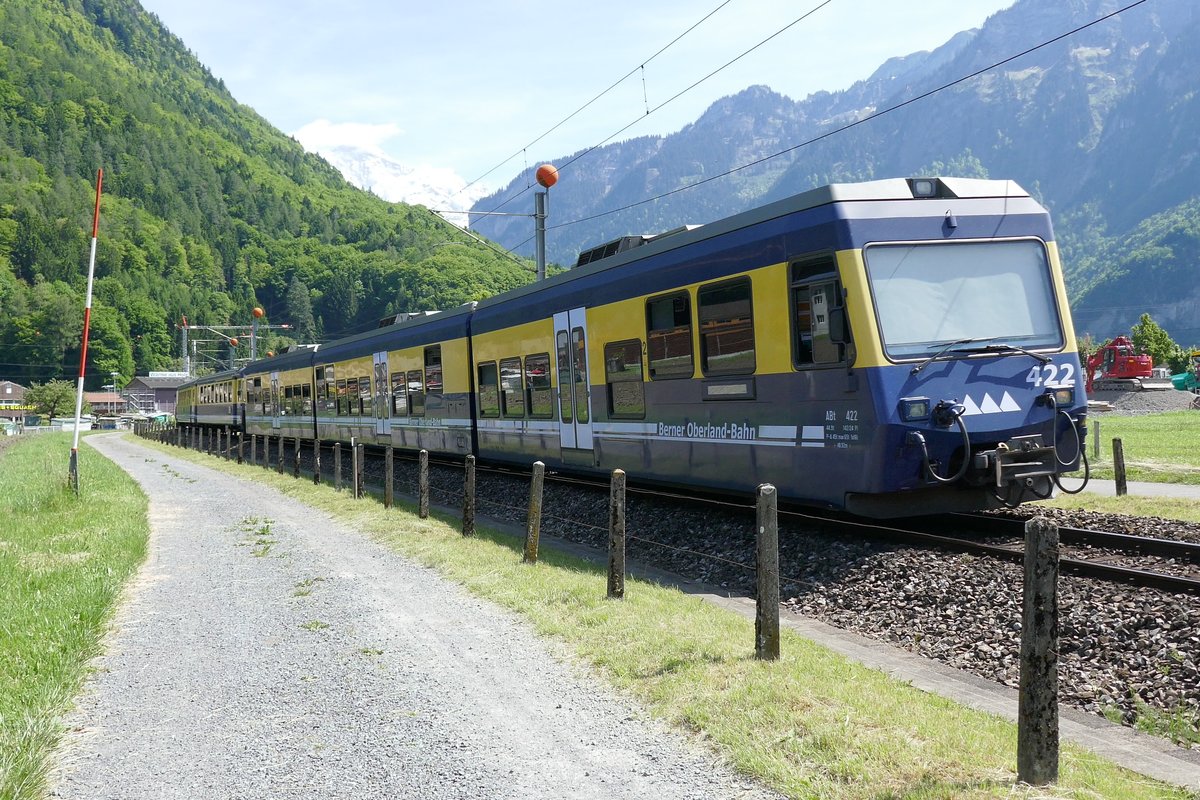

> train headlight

[
  {"left": 899, "top": 397, "right": 931, "bottom": 421},
  {"left": 911, "top": 178, "right": 937, "bottom": 197},
  {"left": 1046, "top": 387, "right": 1074, "bottom": 407}
]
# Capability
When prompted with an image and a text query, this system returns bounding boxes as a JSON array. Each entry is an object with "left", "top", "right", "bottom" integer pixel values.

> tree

[
  {"left": 1130, "top": 313, "right": 1182, "bottom": 369},
  {"left": 26, "top": 379, "right": 84, "bottom": 418},
  {"left": 284, "top": 275, "right": 316, "bottom": 342}
]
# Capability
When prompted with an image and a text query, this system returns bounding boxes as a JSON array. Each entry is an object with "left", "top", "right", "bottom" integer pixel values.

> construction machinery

[
  {"left": 1171, "top": 350, "right": 1200, "bottom": 394},
  {"left": 1085, "top": 335, "right": 1176, "bottom": 393}
]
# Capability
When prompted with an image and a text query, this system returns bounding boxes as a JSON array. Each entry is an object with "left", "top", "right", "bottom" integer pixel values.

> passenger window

[
  {"left": 572, "top": 328, "right": 589, "bottom": 424},
  {"left": 791, "top": 257, "right": 850, "bottom": 366},
  {"left": 359, "top": 376, "right": 372, "bottom": 416},
  {"left": 302, "top": 384, "right": 312, "bottom": 415},
  {"left": 605, "top": 340, "right": 645, "bottom": 418},
  {"left": 477, "top": 362, "right": 500, "bottom": 417},
  {"left": 346, "top": 378, "right": 359, "bottom": 415},
  {"left": 283, "top": 385, "right": 293, "bottom": 416},
  {"left": 525, "top": 353, "right": 553, "bottom": 418},
  {"left": 557, "top": 331, "right": 572, "bottom": 423},
  {"left": 698, "top": 278, "right": 755, "bottom": 375},
  {"left": 424, "top": 346, "right": 443, "bottom": 395},
  {"left": 391, "top": 372, "right": 408, "bottom": 415},
  {"left": 646, "top": 292, "right": 693, "bottom": 379},
  {"left": 500, "top": 357, "right": 524, "bottom": 417},
  {"left": 336, "top": 379, "right": 347, "bottom": 416},
  {"left": 407, "top": 369, "right": 425, "bottom": 416}
]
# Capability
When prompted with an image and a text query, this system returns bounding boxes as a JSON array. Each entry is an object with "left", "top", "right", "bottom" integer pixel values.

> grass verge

[
  {"left": 0, "top": 434, "right": 148, "bottom": 800},
  {"left": 137, "top": 434, "right": 1196, "bottom": 799},
  {"left": 1085, "top": 412, "right": 1200, "bottom": 484}
]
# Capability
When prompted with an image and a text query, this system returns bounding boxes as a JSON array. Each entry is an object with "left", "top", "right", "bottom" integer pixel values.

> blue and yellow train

[{"left": 176, "top": 176, "right": 1088, "bottom": 516}]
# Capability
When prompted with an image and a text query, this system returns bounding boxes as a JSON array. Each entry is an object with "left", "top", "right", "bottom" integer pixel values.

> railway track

[{"left": 820, "top": 512, "right": 1200, "bottom": 595}]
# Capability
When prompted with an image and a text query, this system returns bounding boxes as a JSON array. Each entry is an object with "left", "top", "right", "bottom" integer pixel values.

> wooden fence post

[
  {"left": 277, "top": 435, "right": 286, "bottom": 474},
  {"left": 223, "top": 426, "right": 230, "bottom": 459},
  {"left": 418, "top": 449, "right": 430, "bottom": 518},
  {"left": 313, "top": 439, "right": 321, "bottom": 485},
  {"left": 1018, "top": 516, "right": 1060, "bottom": 786},
  {"left": 384, "top": 446, "right": 394, "bottom": 508},
  {"left": 236, "top": 431, "right": 244, "bottom": 464},
  {"left": 462, "top": 455, "right": 476, "bottom": 536},
  {"left": 293, "top": 436, "right": 301, "bottom": 478},
  {"left": 1091, "top": 420, "right": 1100, "bottom": 460},
  {"left": 1112, "top": 437, "right": 1127, "bottom": 496},
  {"left": 250, "top": 435, "right": 257, "bottom": 467},
  {"left": 355, "top": 442, "right": 364, "bottom": 499},
  {"left": 524, "top": 461, "right": 545, "bottom": 564},
  {"left": 755, "top": 483, "right": 781, "bottom": 660},
  {"left": 608, "top": 469, "right": 626, "bottom": 599},
  {"left": 333, "top": 443, "right": 343, "bottom": 491}
]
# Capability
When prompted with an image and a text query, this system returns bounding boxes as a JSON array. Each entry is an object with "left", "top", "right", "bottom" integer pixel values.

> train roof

[
  {"left": 178, "top": 367, "right": 242, "bottom": 390},
  {"left": 240, "top": 344, "right": 320, "bottom": 375},
  {"left": 477, "top": 177, "right": 1035, "bottom": 314},
  {"left": 313, "top": 302, "right": 476, "bottom": 363}
]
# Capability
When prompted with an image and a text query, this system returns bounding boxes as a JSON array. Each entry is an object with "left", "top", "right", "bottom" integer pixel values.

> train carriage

[
  {"left": 176, "top": 368, "right": 243, "bottom": 431},
  {"left": 470, "top": 176, "right": 1087, "bottom": 515},
  {"left": 313, "top": 306, "right": 474, "bottom": 454},
  {"left": 241, "top": 346, "right": 319, "bottom": 442}
]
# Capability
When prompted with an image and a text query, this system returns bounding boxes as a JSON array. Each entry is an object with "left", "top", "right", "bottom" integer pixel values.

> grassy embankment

[
  {"left": 1076, "top": 411, "right": 1200, "bottom": 486},
  {"left": 0, "top": 434, "right": 148, "bottom": 800},
  {"left": 127, "top": 431, "right": 1196, "bottom": 800}
]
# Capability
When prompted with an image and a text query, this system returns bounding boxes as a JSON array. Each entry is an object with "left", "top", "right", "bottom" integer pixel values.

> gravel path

[{"left": 50, "top": 433, "right": 776, "bottom": 800}]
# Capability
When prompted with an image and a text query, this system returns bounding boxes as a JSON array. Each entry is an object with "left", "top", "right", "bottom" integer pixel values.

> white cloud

[
  {"left": 291, "top": 119, "right": 405, "bottom": 157},
  {"left": 290, "top": 120, "right": 491, "bottom": 227}
]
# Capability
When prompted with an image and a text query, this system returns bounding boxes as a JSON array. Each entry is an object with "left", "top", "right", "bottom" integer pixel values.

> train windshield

[{"left": 864, "top": 239, "right": 1063, "bottom": 359}]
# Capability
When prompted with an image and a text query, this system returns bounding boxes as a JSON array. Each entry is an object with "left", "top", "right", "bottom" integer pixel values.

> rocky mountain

[{"left": 470, "top": 0, "right": 1200, "bottom": 347}]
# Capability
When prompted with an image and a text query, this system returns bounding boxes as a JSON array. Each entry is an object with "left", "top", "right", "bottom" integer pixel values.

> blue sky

[{"left": 138, "top": 0, "right": 1014, "bottom": 191}]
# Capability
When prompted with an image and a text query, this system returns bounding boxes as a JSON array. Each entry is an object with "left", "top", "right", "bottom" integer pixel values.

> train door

[
  {"left": 373, "top": 351, "right": 390, "bottom": 437},
  {"left": 270, "top": 371, "right": 281, "bottom": 429},
  {"left": 553, "top": 308, "right": 593, "bottom": 451}
]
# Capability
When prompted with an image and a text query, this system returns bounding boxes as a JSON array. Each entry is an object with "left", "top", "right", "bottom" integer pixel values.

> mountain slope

[
  {"left": 471, "top": 0, "right": 1200, "bottom": 346},
  {"left": 0, "top": 0, "right": 532, "bottom": 386}
]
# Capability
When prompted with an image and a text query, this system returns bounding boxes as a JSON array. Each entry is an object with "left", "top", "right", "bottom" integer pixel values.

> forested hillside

[
  {"left": 0, "top": 0, "right": 532, "bottom": 387},
  {"left": 472, "top": 0, "right": 1200, "bottom": 348}
]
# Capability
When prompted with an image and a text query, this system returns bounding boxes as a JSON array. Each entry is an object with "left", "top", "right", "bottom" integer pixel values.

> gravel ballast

[{"left": 50, "top": 433, "right": 777, "bottom": 800}]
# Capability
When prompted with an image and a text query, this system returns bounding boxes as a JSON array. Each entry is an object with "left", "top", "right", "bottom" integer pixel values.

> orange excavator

[{"left": 1085, "top": 335, "right": 1175, "bottom": 393}]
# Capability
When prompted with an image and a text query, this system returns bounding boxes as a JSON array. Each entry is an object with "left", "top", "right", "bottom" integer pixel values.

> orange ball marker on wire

[{"left": 535, "top": 164, "right": 558, "bottom": 188}]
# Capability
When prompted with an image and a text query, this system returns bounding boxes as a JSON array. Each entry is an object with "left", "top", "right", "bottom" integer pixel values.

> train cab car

[
  {"left": 313, "top": 305, "right": 474, "bottom": 454},
  {"left": 242, "top": 346, "right": 320, "bottom": 442},
  {"left": 471, "top": 176, "right": 1087, "bottom": 516},
  {"left": 176, "top": 368, "right": 244, "bottom": 431}
]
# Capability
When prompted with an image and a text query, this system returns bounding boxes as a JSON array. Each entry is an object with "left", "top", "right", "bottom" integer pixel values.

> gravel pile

[
  {"left": 393, "top": 460, "right": 1200, "bottom": 747},
  {"left": 1089, "top": 388, "right": 1199, "bottom": 415}
]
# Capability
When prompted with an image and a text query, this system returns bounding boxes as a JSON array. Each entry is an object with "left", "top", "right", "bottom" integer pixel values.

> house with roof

[
  {"left": 0, "top": 380, "right": 29, "bottom": 420},
  {"left": 123, "top": 372, "right": 188, "bottom": 415}
]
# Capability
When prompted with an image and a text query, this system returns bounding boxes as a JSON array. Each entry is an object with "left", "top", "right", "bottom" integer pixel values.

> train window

[
  {"left": 499, "top": 357, "right": 524, "bottom": 417},
  {"left": 477, "top": 362, "right": 500, "bottom": 417},
  {"left": 525, "top": 353, "right": 553, "bottom": 418},
  {"left": 302, "top": 384, "right": 312, "bottom": 415},
  {"left": 572, "top": 328, "right": 589, "bottom": 424},
  {"left": 359, "top": 376, "right": 373, "bottom": 416},
  {"left": 698, "top": 278, "right": 755, "bottom": 375},
  {"left": 791, "top": 258, "right": 848, "bottom": 367},
  {"left": 390, "top": 372, "right": 408, "bottom": 416},
  {"left": 605, "top": 340, "right": 645, "bottom": 418},
  {"left": 346, "top": 378, "right": 359, "bottom": 415},
  {"left": 408, "top": 369, "right": 425, "bottom": 417},
  {"left": 646, "top": 292, "right": 694, "bottom": 379},
  {"left": 557, "top": 331, "right": 572, "bottom": 423},
  {"left": 336, "top": 379, "right": 348, "bottom": 416},
  {"left": 424, "top": 346, "right": 443, "bottom": 396}
]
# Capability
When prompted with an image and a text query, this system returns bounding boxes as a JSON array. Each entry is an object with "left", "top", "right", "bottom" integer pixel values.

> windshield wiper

[
  {"left": 956, "top": 343, "right": 1052, "bottom": 364},
  {"left": 909, "top": 337, "right": 996, "bottom": 375}
]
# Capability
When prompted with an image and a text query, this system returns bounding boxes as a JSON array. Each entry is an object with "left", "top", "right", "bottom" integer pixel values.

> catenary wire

[{"left": 547, "top": 0, "right": 1150, "bottom": 232}]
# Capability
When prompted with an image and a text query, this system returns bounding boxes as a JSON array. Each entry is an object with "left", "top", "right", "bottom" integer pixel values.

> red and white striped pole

[{"left": 69, "top": 168, "right": 103, "bottom": 493}]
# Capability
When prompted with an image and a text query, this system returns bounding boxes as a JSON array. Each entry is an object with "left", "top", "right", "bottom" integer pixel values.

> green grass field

[
  {"left": 0, "top": 434, "right": 148, "bottom": 800},
  {"left": 1084, "top": 411, "right": 1200, "bottom": 485}
]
